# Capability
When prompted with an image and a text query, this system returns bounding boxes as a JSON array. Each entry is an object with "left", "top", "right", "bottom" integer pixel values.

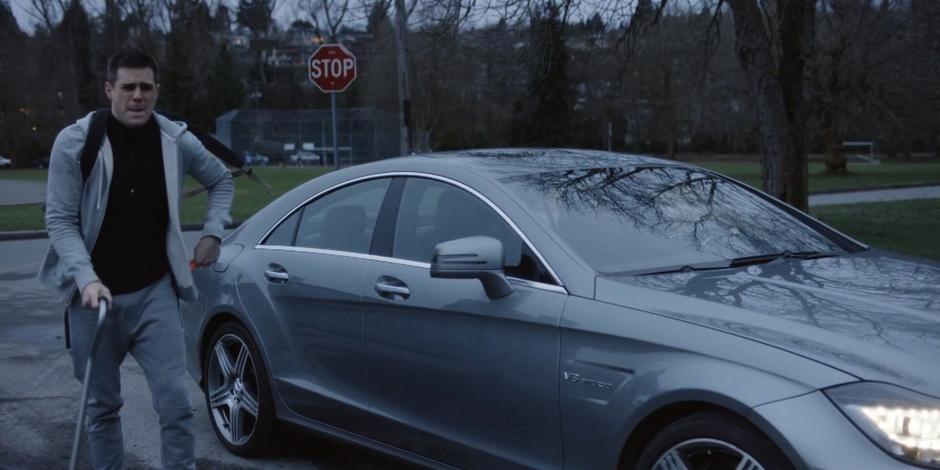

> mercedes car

[{"left": 181, "top": 149, "right": 940, "bottom": 469}]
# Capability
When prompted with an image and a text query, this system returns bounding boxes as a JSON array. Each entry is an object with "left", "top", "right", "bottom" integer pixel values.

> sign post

[{"left": 308, "top": 44, "right": 357, "bottom": 169}]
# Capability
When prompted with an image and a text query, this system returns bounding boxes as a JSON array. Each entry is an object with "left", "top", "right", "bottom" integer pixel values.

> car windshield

[{"left": 500, "top": 166, "right": 846, "bottom": 275}]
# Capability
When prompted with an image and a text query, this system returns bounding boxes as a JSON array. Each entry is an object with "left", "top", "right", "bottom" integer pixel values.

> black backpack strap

[
  {"left": 157, "top": 109, "right": 246, "bottom": 169},
  {"left": 64, "top": 307, "right": 70, "bottom": 349},
  {"left": 81, "top": 109, "right": 110, "bottom": 183}
]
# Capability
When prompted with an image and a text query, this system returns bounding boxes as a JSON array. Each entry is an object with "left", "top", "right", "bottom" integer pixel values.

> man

[{"left": 39, "top": 48, "right": 234, "bottom": 469}]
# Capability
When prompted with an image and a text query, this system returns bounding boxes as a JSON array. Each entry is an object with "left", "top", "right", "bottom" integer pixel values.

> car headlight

[{"left": 826, "top": 382, "right": 940, "bottom": 468}]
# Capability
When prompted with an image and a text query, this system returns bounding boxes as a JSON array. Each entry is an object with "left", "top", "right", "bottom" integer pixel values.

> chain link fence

[{"left": 215, "top": 108, "right": 401, "bottom": 167}]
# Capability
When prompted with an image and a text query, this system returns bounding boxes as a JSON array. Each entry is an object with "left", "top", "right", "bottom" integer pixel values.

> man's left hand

[{"left": 193, "top": 236, "right": 221, "bottom": 267}]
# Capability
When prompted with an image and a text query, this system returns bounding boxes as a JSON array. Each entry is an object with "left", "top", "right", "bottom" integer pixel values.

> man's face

[{"left": 105, "top": 67, "right": 158, "bottom": 127}]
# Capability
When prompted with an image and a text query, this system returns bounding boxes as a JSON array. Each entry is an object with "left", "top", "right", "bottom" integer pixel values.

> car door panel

[
  {"left": 362, "top": 264, "right": 566, "bottom": 468},
  {"left": 236, "top": 248, "right": 373, "bottom": 434}
]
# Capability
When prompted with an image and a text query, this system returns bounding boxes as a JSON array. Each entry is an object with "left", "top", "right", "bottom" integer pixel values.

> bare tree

[
  {"left": 813, "top": 0, "right": 913, "bottom": 174},
  {"left": 26, "top": 0, "right": 66, "bottom": 30},
  {"left": 303, "top": 0, "right": 350, "bottom": 40},
  {"left": 723, "top": 0, "right": 814, "bottom": 210}
]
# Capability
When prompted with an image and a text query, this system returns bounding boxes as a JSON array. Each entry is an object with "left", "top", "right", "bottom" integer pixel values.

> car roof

[{"left": 358, "top": 148, "right": 690, "bottom": 180}]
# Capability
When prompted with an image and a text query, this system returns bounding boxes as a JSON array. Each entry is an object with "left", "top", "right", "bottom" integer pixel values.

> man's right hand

[{"left": 82, "top": 281, "right": 112, "bottom": 309}]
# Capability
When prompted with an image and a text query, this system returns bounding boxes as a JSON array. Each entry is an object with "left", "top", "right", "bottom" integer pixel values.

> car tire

[
  {"left": 634, "top": 411, "right": 793, "bottom": 470},
  {"left": 203, "top": 322, "right": 277, "bottom": 457}
]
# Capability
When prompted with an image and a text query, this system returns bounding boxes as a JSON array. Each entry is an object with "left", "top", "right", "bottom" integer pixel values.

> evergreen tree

[
  {"left": 100, "top": 0, "right": 127, "bottom": 53},
  {"left": 162, "top": 0, "right": 215, "bottom": 128},
  {"left": 162, "top": 37, "right": 197, "bottom": 122},
  {"left": 213, "top": 4, "right": 232, "bottom": 33},
  {"left": 97, "top": 0, "right": 128, "bottom": 99},
  {"left": 523, "top": 2, "right": 571, "bottom": 146},
  {"left": 634, "top": 0, "right": 655, "bottom": 26},
  {"left": 0, "top": 0, "right": 21, "bottom": 38},
  {"left": 57, "top": 0, "right": 97, "bottom": 111},
  {"left": 205, "top": 44, "right": 245, "bottom": 130},
  {"left": 0, "top": 0, "right": 30, "bottom": 163},
  {"left": 236, "top": 0, "right": 273, "bottom": 37},
  {"left": 237, "top": 0, "right": 275, "bottom": 89}
]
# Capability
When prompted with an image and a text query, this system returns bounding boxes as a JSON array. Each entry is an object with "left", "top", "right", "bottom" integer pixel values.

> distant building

[{"left": 262, "top": 24, "right": 371, "bottom": 67}]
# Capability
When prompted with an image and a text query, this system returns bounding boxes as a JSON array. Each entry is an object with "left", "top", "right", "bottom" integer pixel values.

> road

[
  {"left": 0, "top": 179, "right": 45, "bottom": 206},
  {"left": 0, "top": 235, "right": 414, "bottom": 470}
]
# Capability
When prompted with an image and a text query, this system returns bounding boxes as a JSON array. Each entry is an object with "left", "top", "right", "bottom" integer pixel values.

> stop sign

[{"left": 308, "top": 44, "right": 357, "bottom": 93}]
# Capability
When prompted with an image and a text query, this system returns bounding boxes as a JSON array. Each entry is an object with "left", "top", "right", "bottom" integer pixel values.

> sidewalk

[{"left": 808, "top": 185, "right": 940, "bottom": 206}]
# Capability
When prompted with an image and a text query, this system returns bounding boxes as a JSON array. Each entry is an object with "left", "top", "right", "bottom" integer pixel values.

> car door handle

[
  {"left": 264, "top": 265, "right": 289, "bottom": 283},
  {"left": 375, "top": 276, "right": 410, "bottom": 300},
  {"left": 376, "top": 283, "right": 409, "bottom": 295}
]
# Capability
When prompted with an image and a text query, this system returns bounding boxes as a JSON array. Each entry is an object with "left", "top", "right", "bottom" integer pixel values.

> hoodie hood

[
  {"left": 596, "top": 250, "right": 940, "bottom": 397},
  {"left": 75, "top": 110, "right": 187, "bottom": 139}
]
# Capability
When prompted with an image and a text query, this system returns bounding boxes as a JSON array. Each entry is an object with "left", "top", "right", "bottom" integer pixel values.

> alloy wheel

[
  {"left": 652, "top": 438, "right": 765, "bottom": 470},
  {"left": 206, "top": 333, "right": 261, "bottom": 446}
]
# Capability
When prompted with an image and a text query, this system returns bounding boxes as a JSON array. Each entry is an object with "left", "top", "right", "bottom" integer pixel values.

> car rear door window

[
  {"left": 265, "top": 178, "right": 390, "bottom": 254},
  {"left": 264, "top": 210, "right": 301, "bottom": 246},
  {"left": 393, "top": 177, "right": 554, "bottom": 284}
]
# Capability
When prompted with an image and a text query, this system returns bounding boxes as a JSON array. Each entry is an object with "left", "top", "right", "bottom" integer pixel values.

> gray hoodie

[{"left": 38, "top": 111, "right": 234, "bottom": 306}]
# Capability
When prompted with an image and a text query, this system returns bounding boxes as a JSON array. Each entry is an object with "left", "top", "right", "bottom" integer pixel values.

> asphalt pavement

[
  {"left": 0, "top": 179, "right": 45, "bottom": 206},
  {"left": 0, "top": 234, "right": 414, "bottom": 470}
]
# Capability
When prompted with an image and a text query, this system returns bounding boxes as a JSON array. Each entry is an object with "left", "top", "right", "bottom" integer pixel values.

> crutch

[{"left": 68, "top": 298, "right": 110, "bottom": 470}]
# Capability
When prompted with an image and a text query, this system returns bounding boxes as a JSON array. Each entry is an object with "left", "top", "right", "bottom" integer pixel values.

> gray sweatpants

[{"left": 68, "top": 274, "right": 195, "bottom": 470}]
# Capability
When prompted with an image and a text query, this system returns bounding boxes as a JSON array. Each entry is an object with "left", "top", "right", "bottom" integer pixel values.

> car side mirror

[{"left": 430, "top": 236, "right": 514, "bottom": 299}]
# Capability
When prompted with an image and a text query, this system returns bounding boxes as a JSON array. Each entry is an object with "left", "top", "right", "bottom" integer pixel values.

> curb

[
  {"left": 0, "top": 222, "right": 243, "bottom": 242},
  {"left": 0, "top": 230, "right": 48, "bottom": 241}
]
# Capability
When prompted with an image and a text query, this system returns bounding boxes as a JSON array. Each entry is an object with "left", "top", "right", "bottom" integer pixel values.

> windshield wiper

[
  {"left": 616, "top": 260, "right": 733, "bottom": 276},
  {"left": 729, "top": 251, "right": 839, "bottom": 268},
  {"left": 614, "top": 251, "right": 841, "bottom": 277}
]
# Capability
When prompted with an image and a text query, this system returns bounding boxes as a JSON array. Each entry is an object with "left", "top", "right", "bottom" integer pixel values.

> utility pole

[{"left": 394, "top": 0, "right": 412, "bottom": 155}]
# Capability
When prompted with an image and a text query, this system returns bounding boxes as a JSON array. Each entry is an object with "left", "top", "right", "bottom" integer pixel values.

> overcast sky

[
  {"left": 9, "top": 0, "right": 33, "bottom": 32},
  {"left": 7, "top": 0, "right": 303, "bottom": 34}
]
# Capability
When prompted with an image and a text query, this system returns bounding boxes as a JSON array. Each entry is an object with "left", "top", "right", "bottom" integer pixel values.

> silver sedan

[{"left": 181, "top": 149, "right": 940, "bottom": 469}]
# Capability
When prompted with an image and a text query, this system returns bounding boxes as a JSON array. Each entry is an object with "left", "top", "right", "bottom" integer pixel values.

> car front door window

[{"left": 392, "top": 177, "right": 553, "bottom": 284}]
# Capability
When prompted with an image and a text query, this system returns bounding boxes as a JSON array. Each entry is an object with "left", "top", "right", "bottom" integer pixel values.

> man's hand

[
  {"left": 193, "top": 236, "right": 221, "bottom": 267},
  {"left": 82, "top": 281, "right": 112, "bottom": 309}
]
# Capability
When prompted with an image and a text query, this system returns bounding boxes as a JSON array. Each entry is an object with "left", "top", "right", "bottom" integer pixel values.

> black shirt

[{"left": 91, "top": 115, "right": 170, "bottom": 294}]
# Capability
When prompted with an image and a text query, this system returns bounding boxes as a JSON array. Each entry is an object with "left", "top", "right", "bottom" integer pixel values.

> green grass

[
  {"left": 691, "top": 161, "right": 940, "bottom": 193},
  {"left": 0, "top": 167, "right": 331, "bottom": 231},
  {"left": 0, "top": 203, "right": 45, "bottom": 232},
  {"left": 0, "top": 169, "right": 51, "bottom": 182},
  {"left": 179, "top": 167, "right": 330, "bottom": 226},
  {"left": 812, "top": 199, "right": 940, "bottom": 261}
]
